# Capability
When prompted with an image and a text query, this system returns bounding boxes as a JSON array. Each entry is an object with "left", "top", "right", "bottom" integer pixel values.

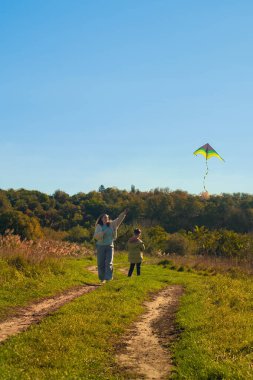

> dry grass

[
  {"left": 0, "top": 230, "right": 91, "bottom": 264},
  {"left": 161, "top": 253, "right": 253, "bottom": 276}
]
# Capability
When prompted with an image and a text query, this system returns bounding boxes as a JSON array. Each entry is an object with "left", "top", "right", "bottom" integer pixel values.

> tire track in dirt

[
  {"left": 0, "top": 284, "right": 99, "bottom": 343},
  {"left": 116, "top": 285, "right": 183, "bottom": 380},
  {"left": 1, "top": 265, "right": 183, "bottom": 380}
]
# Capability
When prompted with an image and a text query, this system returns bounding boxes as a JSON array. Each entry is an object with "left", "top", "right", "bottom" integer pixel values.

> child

[{"left": 127, "top": 228, "right": 145, "bottom": 277}]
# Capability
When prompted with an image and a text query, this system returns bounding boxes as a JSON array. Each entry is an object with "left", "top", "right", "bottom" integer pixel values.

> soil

[
  {"left": 115, "top": 285, "right": 183, "bottom": 380},
  {"left": 0, "top": 266, "right": 183, "bottom": 380},
  {"left": 87, "top": 264, "right": 128, "bottom": 275},
  {"left": 0, "top": 284, "right": 99, "bottom": 343}
]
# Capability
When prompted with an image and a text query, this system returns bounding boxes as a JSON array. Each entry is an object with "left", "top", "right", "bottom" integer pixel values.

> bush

[
  {"left": 189, "top": 226, "right": 253, "bottom": 259},
  {"left": 65, "top": 226, "right": 90, "bottom": 243},
  {"left": 165, "top": 233, "right": 193, "bottom": 256},
  {"left": 0, "top": 211, "right": 43, "bottom": 240},
  {"left": 216, "top": 229, "right": 251, "bottom": 258},
  {"left": 42, "top": 227, "right": 68, "bottom": 241},
  {"left": 142, "top": 226, "right": 169, "bottom": 253}
]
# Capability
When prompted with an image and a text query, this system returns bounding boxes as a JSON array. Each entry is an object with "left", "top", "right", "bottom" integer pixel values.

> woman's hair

[
  {"left": 134, "top": 228, "right": 141, "bottom": 235},
  {"left": 96, "top": 214, "right": 110, "bottom": 226}
]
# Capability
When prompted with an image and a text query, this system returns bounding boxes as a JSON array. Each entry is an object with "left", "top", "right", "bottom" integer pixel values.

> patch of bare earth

[
  {"left": 116, "top": 285, "right": 183, "bottom": 380},
  {"left": 87, "top": 265, "right": 129, "bottom": 275},
  {"left": 86, "top": 265, "right": 98, "bottom": 274},
  {"left": 0, "top": 284, "right": 99, "bottom": 343}
]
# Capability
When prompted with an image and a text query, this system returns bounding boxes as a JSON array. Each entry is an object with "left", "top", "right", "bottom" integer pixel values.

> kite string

[{"left": 203, "top": 159, "right": 208, "bottom": 192}]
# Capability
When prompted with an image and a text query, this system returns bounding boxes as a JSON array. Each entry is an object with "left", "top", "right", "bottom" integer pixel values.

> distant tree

[
  {"left": 53, "top": 190, "right": 70, "bottom": 204},
  {"left": 15, "top": 199, "right": 29, "bottom": 212},
  {"left": 0, "top": 211, "right": 43, "bottom": 240},
  {"left": 2, "top": 187, "right": 253, "bottom": 241},
  {"left": 0, "top": 191, "right": 12, "bottom": 211},
  {"left": 5, "top": 188, "right": 19, "bottom": 207},
  {"left": 43, "top": 209, "right": 63, "bottom": 229},
  {"left": 84, "top": 192, "right": 106, "bottom": 222}
]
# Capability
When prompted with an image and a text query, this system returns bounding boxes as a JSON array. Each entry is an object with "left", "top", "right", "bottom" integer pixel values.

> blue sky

[{"left": 1, "top": 1, "right": 253, "bottom": 196}]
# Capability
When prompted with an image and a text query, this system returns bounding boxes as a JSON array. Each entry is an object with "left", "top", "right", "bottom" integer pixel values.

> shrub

[
  {"left": 65, "top": 226, "right": 91, "bottom": 243},
  {"left": 0, "top": 211, "right": 43, "bottom": 240},
  {"left": 42, "top": 227, "right": 68, "bottom": 241},
  {"left": 142, "top": 226, "right": 169, "bottom": 253},
  {"left": 189, "top": 226, "right": 253, "bottom": 259},
  {"left": 165, "top": 233, "right": 192, "bottom": 256}
]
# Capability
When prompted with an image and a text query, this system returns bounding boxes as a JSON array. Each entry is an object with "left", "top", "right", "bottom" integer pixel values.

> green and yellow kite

[{"left": 193, "top": 143, "right": 224, "bottom": 193}]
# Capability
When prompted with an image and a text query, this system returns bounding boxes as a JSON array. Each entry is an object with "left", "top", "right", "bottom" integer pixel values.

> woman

[{"left": 93, "top": 209, "right": 128, "bottom": 283}]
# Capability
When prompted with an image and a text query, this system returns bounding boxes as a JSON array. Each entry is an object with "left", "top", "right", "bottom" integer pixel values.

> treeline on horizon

[{"left": 0, "top": 186, "right": 253, "bottom": 236}]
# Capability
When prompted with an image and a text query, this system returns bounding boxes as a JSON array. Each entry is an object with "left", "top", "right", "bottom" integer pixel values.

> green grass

[
  {"left": 0, "top": 256, "right": 97, "bottom": 321},
  {"left": 0, "top": 254, "right": 252, "bottom": 379},
  {"left": 172, "top": 273, "right": 253, "bottom": 379}
]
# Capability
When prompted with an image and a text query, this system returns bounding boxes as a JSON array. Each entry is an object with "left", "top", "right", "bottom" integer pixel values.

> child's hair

[{"left": 134, "top": 228, "right": 141, "bottom": 235}]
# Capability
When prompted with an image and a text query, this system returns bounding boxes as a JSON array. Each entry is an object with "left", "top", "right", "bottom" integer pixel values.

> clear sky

[{"left": 1, "top": 1, "right": 253, "bottom": 196}]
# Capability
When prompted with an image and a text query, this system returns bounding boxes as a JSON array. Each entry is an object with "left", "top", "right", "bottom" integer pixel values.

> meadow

[{"left": 0, "top": 238, "right": 252, "bottom": 379}]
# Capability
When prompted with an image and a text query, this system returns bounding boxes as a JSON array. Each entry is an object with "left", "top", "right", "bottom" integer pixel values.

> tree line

[
  {"left": 0, "top": 186, "right": 252, "bottom": 260},
  {"left": 0, "top": 186, "right": 253, "bottom": 238}
]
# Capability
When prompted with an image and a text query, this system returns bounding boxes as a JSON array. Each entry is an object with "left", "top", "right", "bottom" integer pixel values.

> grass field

[
  {"left": 0, "top": 256, "right": 95, "bottom": 321},
  {"left": 0, "top": 253, "right": 252, "bottom": 379}
]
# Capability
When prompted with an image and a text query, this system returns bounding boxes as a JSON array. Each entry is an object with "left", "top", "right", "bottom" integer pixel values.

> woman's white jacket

[{"left": 93, "top": 211, "right": 126, "bottom": 245}]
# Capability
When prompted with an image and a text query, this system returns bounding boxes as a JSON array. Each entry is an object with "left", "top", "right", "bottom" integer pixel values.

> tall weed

[{"left": 0, "top": 230, "right": 90, "bottom": 265}]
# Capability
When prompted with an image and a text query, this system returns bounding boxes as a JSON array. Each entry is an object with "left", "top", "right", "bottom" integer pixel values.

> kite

[{"left": 193, "top": 143, "right": 224, "bottom": 193}]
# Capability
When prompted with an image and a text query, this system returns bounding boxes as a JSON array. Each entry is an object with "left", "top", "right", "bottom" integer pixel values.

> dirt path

[
  {"left": 0, "top": 284, "right": 99, "bottom": 343},
  {"left": 116, "top": 285, "right": 183, "bottom": 380},
  {"left": 86, "top": 265, "right": 128, "bottom": 275},
  {"left": 1, "top": 265, "right": 183, "bottom": 380}
]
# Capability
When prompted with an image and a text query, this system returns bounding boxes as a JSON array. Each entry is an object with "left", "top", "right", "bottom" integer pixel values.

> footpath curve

[
  {"left": 0, "top": 284, "right": 99, "bottom": 343},
  {"left": 0, "top": 266, "right": 183, "bottom": 380},
  {"left": 116, "top": 285, "right": 183, "bottom": 380}
]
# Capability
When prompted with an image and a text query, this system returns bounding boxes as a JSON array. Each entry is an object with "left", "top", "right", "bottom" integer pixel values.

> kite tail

[{"left": 203, "top": 159, "right": 208, "bottom": 192}]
